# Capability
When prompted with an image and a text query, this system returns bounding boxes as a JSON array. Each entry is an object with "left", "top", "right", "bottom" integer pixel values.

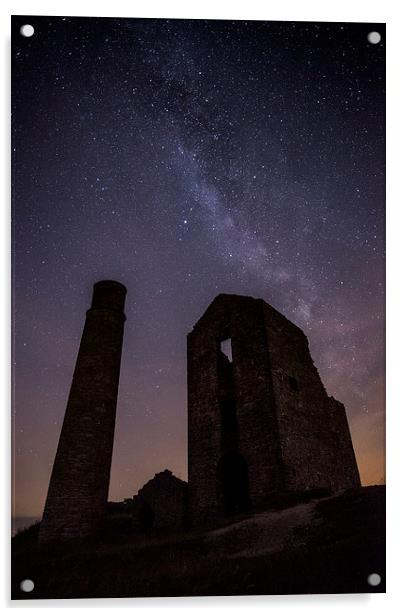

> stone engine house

[
  {"left": 38, "top": 284, "right": 361, "bottom": 542},
  {"left": 187, "top": 294, "right": 360, "bottom": 525}
]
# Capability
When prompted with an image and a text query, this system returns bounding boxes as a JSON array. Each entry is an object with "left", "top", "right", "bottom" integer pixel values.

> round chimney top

[{"left": 91, "top": 280, "right": 127, "bottom": 312}]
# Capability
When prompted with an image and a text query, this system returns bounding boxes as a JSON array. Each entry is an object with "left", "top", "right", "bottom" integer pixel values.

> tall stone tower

[
  {"left": 187, "top": 294, "right": 360, "bottom": 525},
  {"left": 39, "top": 280, "right": 127, "bottom": 544}
]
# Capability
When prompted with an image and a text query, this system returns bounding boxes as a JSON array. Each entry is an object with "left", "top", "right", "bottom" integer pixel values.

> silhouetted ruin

[
  {"left": 187, "top": 294, "right": 360, "bottom": 524},
  {"left": 132, "top": 470, "right": 188, "bottom": 530},
  {"left": 39, "top": 285, "right": 360, "bottom": 543},
  {"left": 39, "top": 281, "right": 127, "bottom": 544}
]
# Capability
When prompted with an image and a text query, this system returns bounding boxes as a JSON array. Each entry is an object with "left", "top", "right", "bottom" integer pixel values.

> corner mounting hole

[
  {"left": 367, "top": 573, "right": 381, "bottom": 586},
  {"left": 367, "top": 31, "right": 381, "bottom": 45},
  {"left": 20, "top": 579, "right": 34, "bottom": 592},
  {"left": 20, "top": 24, "right": 35, "bottom": 38}
]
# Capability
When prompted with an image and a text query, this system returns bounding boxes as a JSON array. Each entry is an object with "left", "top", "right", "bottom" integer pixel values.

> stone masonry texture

[
  {"left": 132, "top": 470, "right": 188, "bottom": 529},
  {"left": 38, "top": 280, "right": 127, "bottom": 544},
  {"left": 187, "top": 294, "right": 361, "bottom": 525}
]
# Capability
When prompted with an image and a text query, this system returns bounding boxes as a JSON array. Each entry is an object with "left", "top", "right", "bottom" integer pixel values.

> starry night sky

[{"left": 12, "top": 16, "right": 385, "bottom": 518}]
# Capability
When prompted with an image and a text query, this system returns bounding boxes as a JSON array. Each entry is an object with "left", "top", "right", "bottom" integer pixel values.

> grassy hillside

[{"left": 11, "top": 485, "right": 385, "bottom": 599}]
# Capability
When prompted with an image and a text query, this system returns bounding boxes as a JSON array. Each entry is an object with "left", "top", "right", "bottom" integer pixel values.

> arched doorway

[{"left": 218, "top": 451, "right": 250, "bottom": 515}]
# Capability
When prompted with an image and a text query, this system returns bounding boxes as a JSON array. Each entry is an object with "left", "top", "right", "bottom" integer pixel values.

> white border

[{"left": 2, "top": 0, "right": 401, "bottom": 612}]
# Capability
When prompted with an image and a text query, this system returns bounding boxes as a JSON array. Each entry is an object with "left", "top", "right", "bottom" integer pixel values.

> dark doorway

[
  {"left": 218, "top": 451, "right": 250, "bottom": 515},
  {"left": 138, "top": 500, "right": 154, "bottom": 529},
  {"left": 220, "top": 397, "right": 237, "bottom": 436}
]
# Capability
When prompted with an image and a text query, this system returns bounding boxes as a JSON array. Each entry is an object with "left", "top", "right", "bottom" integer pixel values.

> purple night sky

[{"left": 12, "top": 16, "right": 385, "bottom": 518}]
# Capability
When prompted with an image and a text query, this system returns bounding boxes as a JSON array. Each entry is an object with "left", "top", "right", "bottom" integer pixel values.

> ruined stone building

[
  {"left": 187, "top": 294, "right": 360, "bottom": 525},
  {"left": 39, "top": 284, "right": 360, "bottom": 541},
  {"left": 132, "top": 470, "right": 188, "bottom": 529},
  {"left": 39, "top": 281, "right": 127, "bottom": 544}
]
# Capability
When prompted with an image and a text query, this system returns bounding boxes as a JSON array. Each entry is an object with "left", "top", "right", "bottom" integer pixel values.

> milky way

[{"left": 12, "top": 16, "right": 385, "bottom": 517}]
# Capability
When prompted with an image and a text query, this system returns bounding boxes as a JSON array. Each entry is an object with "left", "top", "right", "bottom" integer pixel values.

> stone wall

[
  {"left": 132, "top": 470, "right": 188, "bottom": 529},
  {"left": 187, "top": 293, "right": 360, "bottom": 526},
  {"left": 262, "top": 301, "right": 360, "bottom": 492},
  {"left": 188, "top": 295, "right": 284, "bottom": 525}
]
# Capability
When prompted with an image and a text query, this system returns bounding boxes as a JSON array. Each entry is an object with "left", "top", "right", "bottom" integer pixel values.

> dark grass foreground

[{"left": 12, "top": 485, "right": 385, "bottom": 599}]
